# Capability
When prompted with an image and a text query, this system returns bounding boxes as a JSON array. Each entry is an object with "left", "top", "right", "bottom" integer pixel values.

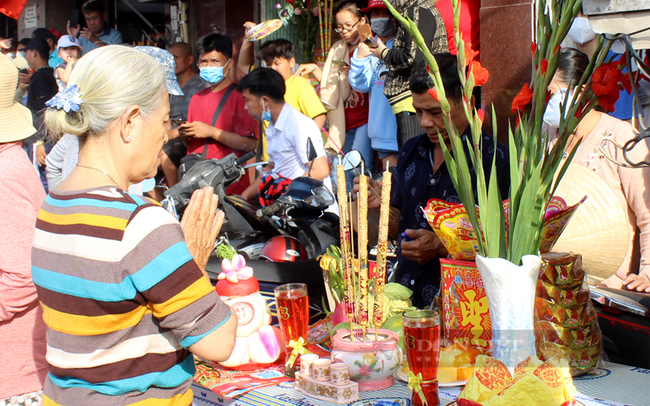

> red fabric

[
  {"left": 435, "top": 0, "right": 481, "bottom": 59},
  {"left": 0, "top": 0, "right": 28, "bottom": 19},
  {"left": 344, "top": 51, "right": 369, "bottom": 131},
  {"left": 187, "top": 85, "right": 258, "bottom": 195}
]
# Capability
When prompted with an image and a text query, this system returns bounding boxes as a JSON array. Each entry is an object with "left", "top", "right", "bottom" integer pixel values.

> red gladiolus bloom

[
  {"left": 465, "top": 42, "right": 479, "bottom": 66},
  {"left": 511, "top": 82, "right": 533, "bottom": 113},
  {"left": 469, "top": 60, "right": 489, "bottom": 86},
  {"left": 531, "top": 42, "right": 536, "bottom": 57},
  {"left": 428, "top": 88, "right": 439, "bottom": 102},
  {"left": 553, "top": 45, "right": 561, "bottom": 55},
  {"left": 477, "top": 108, "right": 485, "bottom": 124},
  {"left": 592, "top": 62, "right": 623, "bottom": 113},
  {"left": 541, "top": 59, "right": 548, "bottom": 75},
  {"left": 620, "top": 73, "right": 633, "bottom": 94}
]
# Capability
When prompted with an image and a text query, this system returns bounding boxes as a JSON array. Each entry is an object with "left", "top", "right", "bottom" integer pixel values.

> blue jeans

[{"left": 332, "top": 124, "right": 375, "bottom": 193}]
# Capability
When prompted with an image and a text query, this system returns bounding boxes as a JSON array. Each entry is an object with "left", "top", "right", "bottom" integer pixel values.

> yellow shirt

[{"left": 261, "top": 75, "right": 326, "bottom": 160}]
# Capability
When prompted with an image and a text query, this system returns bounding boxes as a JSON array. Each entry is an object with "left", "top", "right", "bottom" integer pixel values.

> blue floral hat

[{"left": 135, "top": 46, "right": 184, "bottom": 96}]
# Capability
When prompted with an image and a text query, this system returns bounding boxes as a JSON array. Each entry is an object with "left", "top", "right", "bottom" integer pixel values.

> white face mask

[
  {"left": 543, "top": 88, "right": 575, "bottom": 128},
  {"left": 568, "top": 17, "right": 597, "bottom": 45}
]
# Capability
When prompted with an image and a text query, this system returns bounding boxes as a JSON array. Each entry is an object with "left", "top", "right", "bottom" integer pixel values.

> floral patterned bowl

[{"left": 331, "top": 329, "right": 403, "bottom": 391}]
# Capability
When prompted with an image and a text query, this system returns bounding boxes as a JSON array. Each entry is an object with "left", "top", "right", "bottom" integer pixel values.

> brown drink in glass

[
  {"left": 403, "top": 310, "right": 441, "bottom": 406},
  {"left": 274, "top": 283, "right": 309, "bottom": 377}
]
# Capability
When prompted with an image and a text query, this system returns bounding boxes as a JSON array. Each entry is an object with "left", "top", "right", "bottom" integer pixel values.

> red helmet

[{"left": 259, "top": 236, "right": 308, "bottom": 262}]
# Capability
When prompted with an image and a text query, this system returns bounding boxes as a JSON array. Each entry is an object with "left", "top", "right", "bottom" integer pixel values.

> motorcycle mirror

[
  {"left": 307, "top": 138, "right": 318, "bottom": 162},
  {"left": 341, "top": 150, "right": 363, "bottom": 171}
]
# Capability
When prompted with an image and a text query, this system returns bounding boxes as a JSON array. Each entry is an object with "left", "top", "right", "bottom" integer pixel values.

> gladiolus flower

[
  {"left": 531, "top": 42, "right": 536, "bottom": 57},
  {"left": 465, "top": 42, "right": 479, "bottom": 66},
  {"left": 313, "top": 6, "right": 319, "bottom": 16},
  {"left": 469, "top": 60, "right": 489, "bottom": 86},
  {"left": 428, "top": 88, "right": 439, "bottom": 102},
  {"left": 294, "top": 7, "right": 302, "bottom": 15},
  {"left": 511, "top": 82, "right": 533, "bottom": 113},
  {"left": 553, "top": 45, "right": 560, "bottom": 55},
  {"left": 477, "top": 108, "right": 485, "bottom": 124},
  {"left": 541, "top": 59, "right": 548, "bottom": 75},
  {"left": 592, "top": 62, "right": 623, "bottom": 113}
]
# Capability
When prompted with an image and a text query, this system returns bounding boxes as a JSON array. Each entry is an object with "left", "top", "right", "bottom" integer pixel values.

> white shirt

[{"left": 266, "top": 103, "right": 338, "bottom": 214}]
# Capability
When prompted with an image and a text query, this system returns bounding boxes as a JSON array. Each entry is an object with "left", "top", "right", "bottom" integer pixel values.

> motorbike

[{"left": 163, "top": 143, "right": 340, "bottom": 314}]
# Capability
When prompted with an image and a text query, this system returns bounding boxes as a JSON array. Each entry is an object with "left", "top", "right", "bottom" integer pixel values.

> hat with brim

[
  {"left": 24, "top": 37, "right": 51, "bottom": 58},
  {"left": 12, "top": 55, "right": 29, "bottom": 71},
  {"left": 0, "top": 39, "right": 12, "bottom": 49},
  {"left": 0, "top": 55, "right": 37, "bottom": 143},
  {"left": 57, "top": 35, "right": 83, "bottom": 53},
  {"left": 135, "top": 46, "right": 184, "bottom": 96},
  {"left": 551, "top": 161, "right": 630, "bottom": 282},
  {"left": 361, "top": 0, "right": 389, "bottom": 13}
]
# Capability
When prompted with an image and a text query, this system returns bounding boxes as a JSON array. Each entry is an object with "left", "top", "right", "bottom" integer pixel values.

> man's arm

[
  {"left": 179, "top": 122, "right": 258, "bottom": 152},
  {"left": 313, "top": 114, "right": 326, "bottom": 130},
  {"left": 237, "top": 22, "right": 256, "bottom": 81},
  {"left": 303, "top": 155, "right": 329, "bottom": 180}
]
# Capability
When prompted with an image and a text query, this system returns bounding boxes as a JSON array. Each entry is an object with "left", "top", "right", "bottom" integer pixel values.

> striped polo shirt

[{"left": 31, "top": 186, "right": 231, "bottom": 406}]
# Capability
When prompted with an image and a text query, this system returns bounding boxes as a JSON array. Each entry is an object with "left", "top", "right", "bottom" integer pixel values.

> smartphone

[
  {"left": 332, "top": 60, "right": 349, "bottom": 68},
  {"left": 358, "top": 23, "right": 378, "bottom": 48},
  {"left": 171, "top": 118, "right": 186, "bottom": 127},
  {"left": 69, "top": 10, "right": 81, "bottom": 28}
]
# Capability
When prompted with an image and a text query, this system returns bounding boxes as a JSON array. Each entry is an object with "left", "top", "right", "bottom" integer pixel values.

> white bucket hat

[{"left": 0, "top": 55, "right": 36, "bottom": 143}]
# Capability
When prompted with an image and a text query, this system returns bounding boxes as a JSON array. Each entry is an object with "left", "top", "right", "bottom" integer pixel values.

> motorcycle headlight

[{"left": 313, "top": 185, "right": 335, "bottom": 206}]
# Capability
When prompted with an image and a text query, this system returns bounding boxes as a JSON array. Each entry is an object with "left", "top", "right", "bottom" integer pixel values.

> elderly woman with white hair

[{"left": 32, "top": 45, "right": 237, "bottom": 405}]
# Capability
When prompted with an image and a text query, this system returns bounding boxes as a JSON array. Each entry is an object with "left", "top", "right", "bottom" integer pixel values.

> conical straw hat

[
  {"left": 0, "top": 54, "right": 36, "bottom": 142},
  {"left": 551, "top": 162, "right": 630, "bottom": 282}
]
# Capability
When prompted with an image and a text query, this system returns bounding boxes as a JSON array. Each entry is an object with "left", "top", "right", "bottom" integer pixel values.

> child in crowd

[{"left": 54, "top": 35, "right": 83, "bottom": 90}]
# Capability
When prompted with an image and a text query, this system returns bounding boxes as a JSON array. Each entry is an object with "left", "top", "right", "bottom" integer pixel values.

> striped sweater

[{"left": 31, "top": 186, "right": 231, "bottom": 406}]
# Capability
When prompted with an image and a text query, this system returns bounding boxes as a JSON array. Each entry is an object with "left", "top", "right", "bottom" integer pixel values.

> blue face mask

[
  {"left": 261, "top": 100, "right": 272, "bottom": 122},
  {"left": 199, "top": 60, "right": 229, "bottom": 84}
]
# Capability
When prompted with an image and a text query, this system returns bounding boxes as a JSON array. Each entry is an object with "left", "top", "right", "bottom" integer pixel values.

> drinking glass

[
  {"left": 402, "top": 310, "right": 441, "bottom": 406},
  {"left": 274, "top": 283, "right": 309, "bottom": 377}
]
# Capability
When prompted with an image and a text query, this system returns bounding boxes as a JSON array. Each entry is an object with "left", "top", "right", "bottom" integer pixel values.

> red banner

[{"left": 0, "top": 0, "right": 28, "bottom": 19}]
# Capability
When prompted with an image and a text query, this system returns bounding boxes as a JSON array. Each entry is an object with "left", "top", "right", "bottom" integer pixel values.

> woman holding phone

[{"left": 295, "top": 1, "right": 375, "bottom": 184}]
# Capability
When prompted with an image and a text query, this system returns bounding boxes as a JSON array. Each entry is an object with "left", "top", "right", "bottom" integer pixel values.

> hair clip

[{"left": 45, "top": 84, "right": 84, "bottom": 113}]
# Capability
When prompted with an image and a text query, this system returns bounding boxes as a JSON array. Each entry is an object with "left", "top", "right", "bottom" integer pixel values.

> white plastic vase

[{"left": 475, "top": 254, "right": 541, "bottom": 372}]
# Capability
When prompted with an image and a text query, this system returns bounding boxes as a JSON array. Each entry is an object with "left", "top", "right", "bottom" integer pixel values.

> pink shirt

[
  {"left": 0, "top": 141, "right": 47, "bottom": 398},
  {"left": 571, "top": 113, "right": 650, "bottom": 283}
]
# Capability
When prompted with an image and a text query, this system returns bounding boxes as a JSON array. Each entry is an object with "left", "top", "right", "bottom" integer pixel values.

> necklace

[{"left": 76, "top": 164, "right": 121, "bottom": 188}]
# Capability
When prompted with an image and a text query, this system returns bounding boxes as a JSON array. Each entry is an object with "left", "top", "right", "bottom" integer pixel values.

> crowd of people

[{"left": 1, "top": 0, "right": 650, "bottom": 404}]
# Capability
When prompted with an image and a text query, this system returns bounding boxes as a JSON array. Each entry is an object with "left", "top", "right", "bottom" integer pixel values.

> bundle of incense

[
  {"left": 336, "top": 159, "right": 355, "bottom": 341},
  {"left": 373, "top": 164, "right": 392, "bottom": 340},
  {"left": 357, "top": 167, "right": 369, "bottom": 341},
  {"left": 318, "top": 2, "right": 325, "bottom": 61},
  {"left": 327, "top": 0, "right": 334, "bottom": 51}
]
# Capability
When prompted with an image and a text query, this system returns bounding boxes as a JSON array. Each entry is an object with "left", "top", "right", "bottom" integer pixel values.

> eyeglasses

[
  {"left": 334, "top": 19, "right": 362, "bottom": 34},
  {"left": 197, "top": 59, "right": 229, "bottom": 68}
]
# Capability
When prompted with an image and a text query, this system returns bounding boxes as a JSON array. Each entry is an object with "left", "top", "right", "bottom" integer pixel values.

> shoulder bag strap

[{"left": 200, "top": 83, "right": 238, "bottom": 160}]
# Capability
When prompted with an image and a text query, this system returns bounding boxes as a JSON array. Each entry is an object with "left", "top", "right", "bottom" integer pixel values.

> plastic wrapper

[
  {"left": 535, "top": 253, "right": 604, "bottom": 376},
  {"left": 424, "top": 197, "right": 584, "bottom": 261}
]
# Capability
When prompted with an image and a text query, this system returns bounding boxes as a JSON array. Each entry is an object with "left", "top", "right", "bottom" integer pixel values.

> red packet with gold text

[{"left": 440, "top": 259, "right": 491, "bottom": 354}]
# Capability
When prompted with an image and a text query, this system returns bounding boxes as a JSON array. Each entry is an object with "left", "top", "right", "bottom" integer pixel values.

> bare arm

[
  {"left": 314, "top": 114, "right": 326, "bottom": 130},
  {"left": 303, "top": 156, "right": 330, "bottom": 181},
  {"left": 188, "top": 312, "right": 238, "bottom": 361},
  {"left": 295, "top": 63, "right": 323, "bottom": 82},
  {"left": 237, "top": 21, "right": 257, "bottom": 80},
  {"left": 180, "top": 121, "right": 258, "bottom": 153}
]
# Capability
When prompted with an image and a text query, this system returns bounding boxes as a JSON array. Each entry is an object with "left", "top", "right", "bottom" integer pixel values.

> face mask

[
  {"left": 5, "top": 52, "right": 15, "bottom": 59},
  {"left": 543, "top": 89, "right": 574, "bottom": 128},
  {"left": 371, "top": 17, "right": 398, "bottom": 37},
  {"left": 17, "top": 51, "right": 26, "bottom": 59},
  {"left": 568, "top": 17, "right": 596, "bottom": 45},
  {"left": 261, "top": 100, "right": 272, "bottom": 122},
  {"left": 199, "top": 60, "right": 229, "bottom": 84}
]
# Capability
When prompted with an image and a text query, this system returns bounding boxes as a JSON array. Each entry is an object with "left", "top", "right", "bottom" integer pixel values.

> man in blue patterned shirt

[{"left": 356, "top": 54, "right": 509, "bottom": 308}]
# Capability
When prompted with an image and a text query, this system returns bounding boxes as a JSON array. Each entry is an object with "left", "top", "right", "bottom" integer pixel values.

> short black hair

[
  {"left": 82, "top": 0, "right": 105, "bottom": 14},
  {"left": 557, "top": 48, "right": 589, "bottom": 88},
  {"left": 237, "top": 67, "right": 286, "bottom": 103},
  {"left": 31, "top": 28, "right": 54, "bottom": 41},
  {"left": 410, "top": 53, "right": 464, "bottom": 104},
  {"left": 19, "top": 38, "right": 31, "bottom": 47},
  {"left": 196, "top": 33, "right": 232, "bottom": 59},
  {"left": 257, "top": 39, "right": 296, "bottom": 63}
]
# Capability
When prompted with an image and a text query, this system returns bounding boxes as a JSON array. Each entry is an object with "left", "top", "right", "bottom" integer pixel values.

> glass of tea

[
  {"left": 402, "top": 310, "right": 441, "bottom": 406},
  {"left": 274, "top": 283, "right": 309, "bottom": 377}
]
